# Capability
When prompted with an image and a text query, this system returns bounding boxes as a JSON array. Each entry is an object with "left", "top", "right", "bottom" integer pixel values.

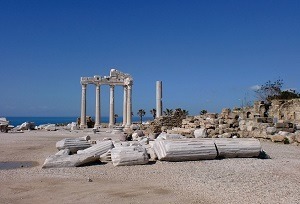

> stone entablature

[{"left": 80, "top": 69, "right": 133, "bottom": 129}]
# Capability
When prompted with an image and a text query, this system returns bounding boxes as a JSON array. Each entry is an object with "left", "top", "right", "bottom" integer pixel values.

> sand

[{"left": 0, "top": 128, "right": 300, "bottom": 204}]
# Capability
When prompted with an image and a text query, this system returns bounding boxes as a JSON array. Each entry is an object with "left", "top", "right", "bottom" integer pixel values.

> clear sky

[{"left": 0, "top": 0, "right": 299, "bottom": 117}]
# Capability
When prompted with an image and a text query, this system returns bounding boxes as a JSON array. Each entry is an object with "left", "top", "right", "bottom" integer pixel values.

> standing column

[
  {"left": 94, "top": 84, "right": 101, "bottom": 128},
  {"left": 126, "top": 84, "right": 132, "bottom": 128},
  {"left": 109, "top": 85, "right": 115, "bottom": 128},
  {"left": 156, "top": 81, "right": 162, "bottom": 118},
  {"left": 80, "top": 84, "right": 87, "bottom": 128},
  {"left": 122, "top": 85, "right": 128, "bottom": 126}
]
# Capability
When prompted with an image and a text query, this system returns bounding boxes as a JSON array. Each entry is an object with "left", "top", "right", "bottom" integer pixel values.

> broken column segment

[
  {"left": 153, "top": 139, "right": 218, "bottom": 161},
  {"left": 214, "top": 138, "right": 262, "bottom": 158},
  {"left": 56, "top": 138, "right": 91, "bottom": 154},
  {"left": 111, "top": 146, "right": 149, "bottom": 166},
  {"left": 77, "top": 140, "right": 114, "bottom": 156}
]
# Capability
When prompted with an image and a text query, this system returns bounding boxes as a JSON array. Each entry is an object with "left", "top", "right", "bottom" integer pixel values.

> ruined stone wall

[{"left": 268, "top": 99, "right": 300, "bottom": 123}]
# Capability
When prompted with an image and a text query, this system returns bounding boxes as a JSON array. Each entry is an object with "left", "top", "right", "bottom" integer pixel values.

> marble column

[
  {"left": 123, "top": 85, "right": 128, "bottom": 126},
  {"left": 126, "top": 84, "right": 132, "bottom": 128},
  {"left": 109, "top": 85, "right": 115, "bottom": 128},
  {"left": 156, "top": 81, "right": 162, "bottom": 118},
  {"left": 94, "top": 84, "right": 101, "bottom": 128},
  {"left": 80, "top": 84, "right": 87, "bottom": 128}
]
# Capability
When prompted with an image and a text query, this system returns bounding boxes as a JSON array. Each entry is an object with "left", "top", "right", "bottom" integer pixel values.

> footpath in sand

[{"left": 0, "top": 128, "right": 300, "bottom": 204}]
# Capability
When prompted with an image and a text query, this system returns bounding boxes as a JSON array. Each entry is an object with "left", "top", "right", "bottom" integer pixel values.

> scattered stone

[
  {"left": 56, "top": 138, "right": 91, "bottom": 154},
  {"left": 194, "top": 128, "right": 207, "bottom": 138},
  {"left": 111, "top": 146, "right": 149, "bottom": 166},
  {"left": 271, "top": 135, "right": 286, "bottom": 143}
]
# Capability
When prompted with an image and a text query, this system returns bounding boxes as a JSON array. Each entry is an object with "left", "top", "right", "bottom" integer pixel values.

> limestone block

[
  {"left": 239, "top": 120, "right": 246, "bottom": 126},
  {"left": 205, "top": 124, "right": 215, "bottom": 129},
  {"left": 295, "top": 134, "right": 300, "bottom": 143},
  {"left": 194, "top": 128, "right": 207, "bottom": 138},
  {"left": 278, "top": 131, "right": 290, "bottom": 137},
  {"left": 239, "top": 125, "right": 247, "bottom": 131},
  {"left": 266, "top": 127, "right": 277, "bottom": 135},
  {"left": 286, "top": 134, "right": 295, "bottom": 144},
  {"left": 156, "top": 132, "right": 185, "bottom": 140},
  {"left": 271, "top": 135, "right": 285, "bottom": 142},
  {"left": 246, "top": 126, "right": 255, "bottom": 132},
  {"left": 219, "top": 124, "right": 230, "bottom": 129},
  {"left": 218, "top": 133, "right": 231, "bottom": 138},
  {"left": 45, "top": 124, "right": 56, "bottom": 131}
]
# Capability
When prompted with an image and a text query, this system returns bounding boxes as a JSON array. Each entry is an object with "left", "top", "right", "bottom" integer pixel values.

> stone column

[
  {"left": 80, "top": 84, "right": 87, "bottom": 128},
  {"left": 123, "top": 85, "right": 128, "bottom": 126},
  {"left": 126, "top": 84, "right": 132, "bottom": 128},
  {"left": 156, "top": 81, "right": 162, "bottom": 118},
  {"left": 94, "top": 84, "right": 101, "bottom": 128},
  {"left": 109, "top": 85, "right": 115, "bottom": 128}
]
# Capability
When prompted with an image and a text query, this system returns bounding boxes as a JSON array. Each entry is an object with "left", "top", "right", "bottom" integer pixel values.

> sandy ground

[{"left": 0, "top": 128, "right": 300, "bottom": 204}]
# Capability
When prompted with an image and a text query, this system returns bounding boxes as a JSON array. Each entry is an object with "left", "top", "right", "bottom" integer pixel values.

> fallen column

[
  {"left": 42, "top": 154, "right": 98, "bottom": 168},
  {"left": 214, "top": 138, "right": 262, "bottom": 158},
  {"left": 111, "top": 146, "right": 149, "bottom": 166},
  {"left": 153, "top": 139, "right": 217, "bottom": 161},
  {"left": 56, "top": 138, "right": 91, "bottom": 154},
  {"left": 77, "top": 140, "right": 114, "bottom": 156}
]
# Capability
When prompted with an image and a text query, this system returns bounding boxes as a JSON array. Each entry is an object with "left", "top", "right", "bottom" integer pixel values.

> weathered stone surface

[
  {"left": 99, "top": 150, "right": 112, "bottom": 163},
  {"left": 156, "top": 132, "right": 185, "bottom": 140},
  {"left": 271, "top": 135, "right": 286, "bottom": 142},
  {"left": 295, "top": 134, "right": 300, "bottom": 143},
  {"left": 56, "top": 138, "right": 91, "bottom": 153},
  {"left": 77, "top": 140, "right": 113, "bottom": 156},
  {"left": 42, "top": 154, "right": 98, "bottom": 168},
  {"left": 55, "top": 149, "right": 71, "bottom": 156},
  {"left": 214, "top": 138, "right": 262, "bottom": 158},
  {"left": 194, "top": 128, "right": 207, "bottom": 138},
  {"left": 111, "top": 146, "right": 149, "bottom": 166},
  {"left": 286, "top": 135, "right": 295, "bottom": 144},
  {"left": 266, "top": 127, "right": 277, "bottom": 135},
  {"left": 153, "top": 139, "right": 217, "bottom": 161}
]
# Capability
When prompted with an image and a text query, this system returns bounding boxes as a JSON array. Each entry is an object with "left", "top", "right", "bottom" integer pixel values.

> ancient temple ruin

[{"left": 80, "top": 69, "right": 133, "bottom": 128}]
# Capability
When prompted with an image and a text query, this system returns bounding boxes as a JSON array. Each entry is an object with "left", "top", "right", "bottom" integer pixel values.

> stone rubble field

[{"left": 0, "top": 128, "right": 300, "bottom": 204}]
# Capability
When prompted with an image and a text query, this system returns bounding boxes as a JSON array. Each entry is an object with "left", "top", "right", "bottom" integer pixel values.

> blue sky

[{"left": 0, "top": 0, "right": 299, "bottom": 117}]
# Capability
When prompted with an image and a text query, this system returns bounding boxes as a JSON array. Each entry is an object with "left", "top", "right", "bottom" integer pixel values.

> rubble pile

[
  {"left": 145, "top": 99, "right": 300, "bottom": 145},
  {"left": 42, "top": 133, "right": 264, "bottom": 168}
]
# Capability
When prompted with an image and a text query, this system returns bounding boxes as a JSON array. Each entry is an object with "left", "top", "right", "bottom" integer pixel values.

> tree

[
  {"left": 114, "top": 114, "right": 118, "bottom": 124},
  {"left": 255, "top": 79, "right": 300, "bottom": 102},
  {"left": 163, "top": 108, "right": 173, "bottom": 116},
  {"left": 174, "top": 108, "right": 189, "bottom": 117},
  {"left": 137, "top": 109, "right": 146, "bottom": 124},
  {"left": 150, "top": 108, "right": 156, "bottom": 119},
  {"left": 200, "top": 110, "right": 207, "bottom": 115}
]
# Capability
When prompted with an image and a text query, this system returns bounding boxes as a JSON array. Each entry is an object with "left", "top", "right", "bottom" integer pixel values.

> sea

[{"left": 6, "top": 116, "right": 153, "bottom": 127}]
